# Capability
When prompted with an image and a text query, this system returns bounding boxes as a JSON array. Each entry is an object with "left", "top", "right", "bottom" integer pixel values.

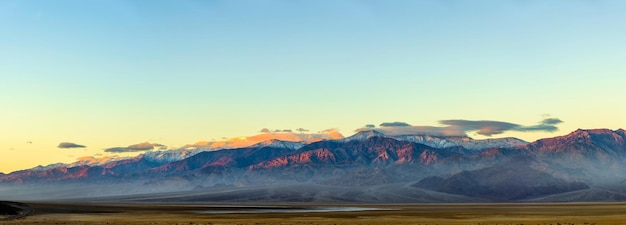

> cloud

[
  {"left": 58, "top": 142, "right": 86, "bottom": 149},
  {"left": 128, "top": 142, "right": 164, "bottom": 151},
  {"left": 320, "top": 128, "right": 341, "bottom": 134},
  {"left": 379, "top": 122, "right": 411, "bottom": 127},
  {"left": 104, "top": 147, "right": 134, "bottom": 153},
  {"left": 541, "top": 118, "right": 563, "bottom": 125},
  {"left": 104, "top": 142, "right": 165, "bottom": 153},
  {"left": 354, "top": 124, "right": 377, "bottom": 132},
  {"left": 183, "top": 128, "right": 344, "bottom": 150},
  {"left": 358, "top": 126, "right": 466, "bottom": 136},
  {"left": 440, "top": 118, "right": 563, "bottom": 136},
  {"left": 439, "top": 120, "right": 519, "bottom": 136},
  {"left": 515, "top": 118, "right": 563, "bottom": 133},
  {"left": 260, "top": 128, "right": 271, "bottom": 133},
  {"left": 360, "top": 117, "right": 564, "bottom": 137},
  {"left": 261, "top": 128, "right": 313, "bottom": 133}
]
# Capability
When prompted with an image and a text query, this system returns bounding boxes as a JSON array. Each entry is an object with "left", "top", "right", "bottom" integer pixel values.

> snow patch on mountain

[
  {"left": 141, "top": 149, "right": 205, "bottom": 164},
  {"left": 250, "top": 139, "right": 306, "bottom": 150},
  {"left": 345, "top": 130, "right": 528, "bottom": 150}
]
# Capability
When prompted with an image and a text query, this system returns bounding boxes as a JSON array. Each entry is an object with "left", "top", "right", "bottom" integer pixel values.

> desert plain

[{"left": 3, "top": 202, "right": 626, "bottom": 225}]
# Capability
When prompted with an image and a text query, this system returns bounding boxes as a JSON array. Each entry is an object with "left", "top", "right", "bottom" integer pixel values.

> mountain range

[{"left": 2, "top": 128, "right": 626, "bottom": 203}]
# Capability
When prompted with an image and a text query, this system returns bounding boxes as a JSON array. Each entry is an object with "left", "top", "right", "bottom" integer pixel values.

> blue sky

[{"left": 1, "top": 0, "right": 626, "bottom": 172}]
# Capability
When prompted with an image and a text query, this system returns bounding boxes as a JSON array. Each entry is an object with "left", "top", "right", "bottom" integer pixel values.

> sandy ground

[{"left": 3, "top": 202, "right": 626, "bottom": 225}]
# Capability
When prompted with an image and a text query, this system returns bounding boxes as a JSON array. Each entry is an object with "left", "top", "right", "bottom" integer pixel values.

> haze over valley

[
  {"left": 3, "top": 127, "right": 626, "bottom": 203},
  {"left": 3, "top": 1, "right": 626, "bottom": 224}
]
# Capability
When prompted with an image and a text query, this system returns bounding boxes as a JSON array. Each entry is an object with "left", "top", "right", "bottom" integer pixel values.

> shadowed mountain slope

[
  {"left": 414, "top": 156, "right": 589, "bottom": 200},
  {"left": 2, "top": 129, "right": 626, "bottom": 202}
]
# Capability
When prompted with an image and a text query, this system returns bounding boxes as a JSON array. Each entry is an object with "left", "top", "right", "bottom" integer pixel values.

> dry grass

[{"left": 2, "top": 202, "right": 626, "bottom": 225}]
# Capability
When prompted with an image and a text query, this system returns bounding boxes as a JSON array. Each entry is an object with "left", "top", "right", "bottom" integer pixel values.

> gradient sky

[{"left": 2, "top": 0, "right": 626, "bottom": 173}]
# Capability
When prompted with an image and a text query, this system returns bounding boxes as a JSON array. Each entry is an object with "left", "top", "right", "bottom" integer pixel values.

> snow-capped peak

[
  {"left": 343, "top": 130, "right": 528, "bottom": 150},
  {"left": 343, "top": 130, "right": 387, "bottom": 142},
  {"left": 250, "top": 139, "right": 305, "bottom": 150},
  {"left": 141, "top": 148, "right": 205, "bottom": 164}
]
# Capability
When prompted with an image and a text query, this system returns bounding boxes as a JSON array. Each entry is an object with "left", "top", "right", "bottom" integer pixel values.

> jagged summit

[
  {"left": 535, "top": 128, "right": 626, "bottom": 145},
  {"left": 142, "top": 149, "right": 204, "bottom": 164},
  {"left": 526, "top": 128, "right": 626, "bottom": 162},
  {"left": 3, "top": 128, "right": 626, "bottom": 202},
  {"left": 394, "top": 135, "right": 528, "bottom": 150},
  {"left": 343, "top": 130, "right": 387, "bottom": 142},
  {"left": 572, "top": 128, "right": 619, "bottom": 135},
  {"left": 344, "top": 130, "right": 528, "bottom": 150}
]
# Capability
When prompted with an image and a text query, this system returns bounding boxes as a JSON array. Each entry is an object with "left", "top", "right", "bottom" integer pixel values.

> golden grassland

[{"left": 2, "top": 202, "right": 626, "bottom": 225}]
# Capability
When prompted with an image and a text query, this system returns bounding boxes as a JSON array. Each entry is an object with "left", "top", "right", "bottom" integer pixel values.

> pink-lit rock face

[
  {"left": 419, "top": 150, "right": 439, "bottom": 165},
  {"left": 528, "top": 129, "right": 626, "bottom": 153},
  {"left": 251, "top": 148, "right": 338, "bottom": 170},
  {"left": 395, "top": 147, "right": 415, "bottom": 164},
  {"left": 2, "top": 128, "right": 626, "bottom": 203}
]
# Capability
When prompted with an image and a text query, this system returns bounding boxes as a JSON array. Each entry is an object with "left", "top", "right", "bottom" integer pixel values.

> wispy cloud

[
  {"left": 104, "top": 147, "right": 133, "bottom": 153},
  {"left": 357, "top": 118, "right": 563, "bottom": 137},
  {"left": 185, "top": 128, "right": 344, "bottom": 150},
  {"left": 379, "top": 122, "right": 411, "bottom": 127},
  {"left": 440, "top": 118, "right": 563, "bottom": 136},
  {"left": 260, "top": 128, "right": 307, "bottom": 133},
  {"left": 356, "top": 125, "right": 465, "bottom": 136},
  {"left": 104, "top": 142, "right": 165, "bottom": 153},
  {"left": 260, "top": 128, "right": 271, "bottom": 133},
  {"left": 541, "top": 118, "right": 563, "bottom": 125},
  {"left": 127, "top": 142, "right": 165, "bottom": 151},
  {"left": 57, "top": 142, "right": 86, "bottom": 149}
]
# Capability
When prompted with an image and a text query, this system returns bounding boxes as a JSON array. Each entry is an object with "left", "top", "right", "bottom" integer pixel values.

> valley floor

[{"left": 3, "top": 202, "right": 626, "bottom": 225}]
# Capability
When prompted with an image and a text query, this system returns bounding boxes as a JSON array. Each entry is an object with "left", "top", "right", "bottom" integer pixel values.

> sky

[{"left": 1, "top": 0, "right": 626, "bottom": 173}]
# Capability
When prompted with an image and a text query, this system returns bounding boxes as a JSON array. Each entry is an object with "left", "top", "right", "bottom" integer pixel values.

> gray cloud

[
  {"left": 380, "top": 122, "right": 411, "bottom": 127},
  {"left": 360, "top": 117, "right": 563, "bottom": 137},
  {"left": 270, "top": 129, "right": 294, "bottom": 132},
  {"left": 516, "top": 118, "right": 563, "bottom": 133},
  {"left": 439, "top": 120, "right": 519, "bottom": 136},
  {"left": 541, "top": 118, "right": 563, "bottom": 125},
  {"left": 358, "top": 126, "right": 466, "bottom": 137},
  {"left": 104, "top": 142, "right": 165, "bottom": 153},
  {"left": 58, "top": 142, "right": 86, "bottom": 149},
  {"left": 261, "top": 128, "right": 305, "bottom": 133},
  {"left": 354, "top": 124, "right": 378, "bottom": 133},
  {"left": 440, "top": 118, "right": 563, "bottom": 136},
  {"left": 128, "top": 142, "right": 164, "bottom": 150},
  {"left": 260, "top": 128, "right": 271, "bottom": 133},
  {"left": 104, "top": 147, "right": 132, "bottom": 153}
]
